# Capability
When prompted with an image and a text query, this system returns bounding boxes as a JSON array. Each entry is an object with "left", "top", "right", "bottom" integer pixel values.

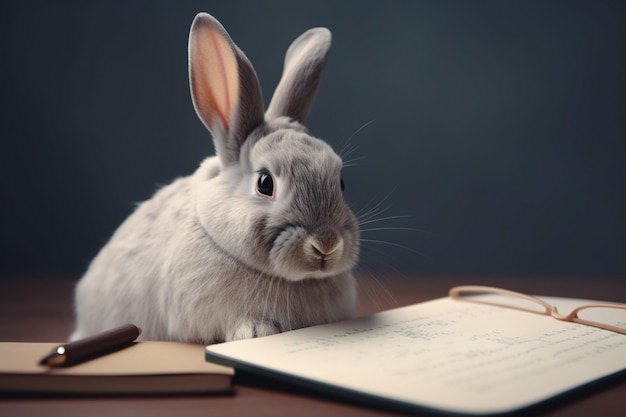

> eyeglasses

[{"left": 449, "top": 285, "right": 626, "bottom": 335}]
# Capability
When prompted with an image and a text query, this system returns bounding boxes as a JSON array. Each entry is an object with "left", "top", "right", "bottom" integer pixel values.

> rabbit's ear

[
  {"left": 266, "top": 28, "right": 331, "bottom": 124},
  {"left": 189, "top": 13, "right": 265, "bottom": 164}
]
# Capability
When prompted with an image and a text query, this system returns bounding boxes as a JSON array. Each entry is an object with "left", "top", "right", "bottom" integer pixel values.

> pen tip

[{"left": 39, "top": 353, "right": 66, "bottom": 367}]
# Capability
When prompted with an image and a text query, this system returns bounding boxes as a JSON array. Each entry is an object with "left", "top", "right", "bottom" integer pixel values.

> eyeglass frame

[{"left": 449, "top": 285, "right": 626, "bottom": 335}]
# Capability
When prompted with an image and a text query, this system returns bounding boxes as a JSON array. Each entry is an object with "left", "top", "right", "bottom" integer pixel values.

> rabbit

[{"left": 70, "top": 13, "right": 360, "bottom": 344}]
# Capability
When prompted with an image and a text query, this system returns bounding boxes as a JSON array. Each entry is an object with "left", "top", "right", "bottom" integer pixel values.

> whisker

[
  {"left": 359, "top": 243, "right": 417, "bottom": 275},
  {"left": 354, "top": 187, "right": 398, "bottom": 220},
  {"left": 355, "top": 202, "right": 389, "bottom": 224},
  {"left": 339, "top": 142, "right": 360, "bottom": 161},
  {"left": 262, "top": 275, "right": 275, "bottom": 323},
  {"left": 342, "top": 155, "right": 368, "bottom": 168},
  {"left": 285, "top": 281, "right": 293, "bottom": 331},
  {"left": 346, "top": 118, "right": 376, "bottom": 143},
  {"left": 338, "top": 118, "right": 376, "bottom": 159},
  {"left": 244, "top": 272, "right": 264, "bottom": 319},
  {"left": 272, "top": 278, "right": 282, "bottom": 323},
  {"left": 358, "top": 273, "right": 387, "bottom": 312},
  {"left": 366, "top": 270, "right": 398, "bottom": 308},
  {"left": 349, "top": 176, "right": 436, "bottom": 283},
  {"left": 360, "top": 238, "right": 435, "bottom": 262},
  {"left": 360, "top": 226, "right": 430, "bottom": 234},
  {"left": 360, "top": 224, "right": 436, "bottom": 238},
  {"left": 358, "top": 215, "right": 411, "bottom": 226}
]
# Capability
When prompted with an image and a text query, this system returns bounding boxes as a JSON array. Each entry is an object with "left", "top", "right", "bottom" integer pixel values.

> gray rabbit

[{"left": 71, "top": 13, "right": 360, "bottom": 343}]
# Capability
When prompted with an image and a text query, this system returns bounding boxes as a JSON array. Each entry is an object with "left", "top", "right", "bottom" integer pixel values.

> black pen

[{"left": 38, "top": 324, "right": 142, "bottom": 367}]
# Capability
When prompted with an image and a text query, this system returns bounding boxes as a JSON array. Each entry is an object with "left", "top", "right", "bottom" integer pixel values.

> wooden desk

[{"left": 1, "top": 274, "right": 625, "bottom": 416}]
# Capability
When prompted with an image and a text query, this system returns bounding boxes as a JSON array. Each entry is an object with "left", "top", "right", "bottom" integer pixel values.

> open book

[
  {"left": 1, "top": 341, "right": 233, "bottom": 395},
  {"left": 205, "top": 293, "right": 626, "bottom": 415}
]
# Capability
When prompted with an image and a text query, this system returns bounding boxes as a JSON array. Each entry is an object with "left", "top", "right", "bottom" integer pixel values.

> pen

[{"left": 38, "top": 323, "right": 142, "bottom": 367}]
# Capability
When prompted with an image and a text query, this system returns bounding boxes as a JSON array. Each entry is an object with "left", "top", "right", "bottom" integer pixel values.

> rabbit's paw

[{"left": 225, "top": 320, "right": 280, "bottom": 341}]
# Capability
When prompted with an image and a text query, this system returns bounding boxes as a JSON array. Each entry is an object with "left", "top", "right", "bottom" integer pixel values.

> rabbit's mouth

[{"left": 305, "top": 234, "right": 344, "bottom": 272}]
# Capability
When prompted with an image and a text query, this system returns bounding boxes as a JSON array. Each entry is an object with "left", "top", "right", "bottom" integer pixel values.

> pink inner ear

[{"left": 191, "top": 24, "right": 239, "bottom": 131}]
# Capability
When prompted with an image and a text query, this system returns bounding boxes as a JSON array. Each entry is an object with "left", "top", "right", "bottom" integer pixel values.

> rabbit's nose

[
  {"left": 307, "top": 226, "right": 344, "bottom": 257},
  {"left": 310, "top": 237, "right": 343, "bottom": 257}
]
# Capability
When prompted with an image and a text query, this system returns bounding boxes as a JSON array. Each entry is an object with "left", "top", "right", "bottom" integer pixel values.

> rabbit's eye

[
  {"left": 340, "top": 178, "right": 345, "bottom": 192},
  {"left": 257, "top": 171, "right": 274, "bottom": 197}
]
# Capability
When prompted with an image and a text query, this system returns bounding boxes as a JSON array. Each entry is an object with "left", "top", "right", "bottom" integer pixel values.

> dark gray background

[{"left": 2, "top": 1, "right": 625, "bottom": 278}]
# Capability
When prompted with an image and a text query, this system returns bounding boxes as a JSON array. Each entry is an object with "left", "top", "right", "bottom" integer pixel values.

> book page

[{"left": 206, "top": 296, "right": 626, "bottom": 415}]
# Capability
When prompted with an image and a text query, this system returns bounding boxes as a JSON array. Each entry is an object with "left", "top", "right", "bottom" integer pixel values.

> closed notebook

[{"left": 0, "top": 341, "right": 233, "bottom": 395}]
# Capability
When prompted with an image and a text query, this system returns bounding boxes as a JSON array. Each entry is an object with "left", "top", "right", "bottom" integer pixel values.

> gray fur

[{"left": 71, "top": 13, "right": 359, "bottom": 343}]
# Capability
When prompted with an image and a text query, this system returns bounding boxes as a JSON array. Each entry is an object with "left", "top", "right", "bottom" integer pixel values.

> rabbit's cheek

[{"left": 269, "top": 226, "right": 307, "bottom": 271}]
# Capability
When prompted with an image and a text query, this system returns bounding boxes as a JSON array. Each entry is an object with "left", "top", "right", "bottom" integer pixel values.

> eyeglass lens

[{"left": 575, "top": 306, "right": 626, "bottom": 330}]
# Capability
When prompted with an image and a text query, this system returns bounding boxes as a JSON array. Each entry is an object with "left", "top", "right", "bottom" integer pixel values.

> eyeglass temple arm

[{"left": 449, "top": 285, "right": 552, "bottom": 310}]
